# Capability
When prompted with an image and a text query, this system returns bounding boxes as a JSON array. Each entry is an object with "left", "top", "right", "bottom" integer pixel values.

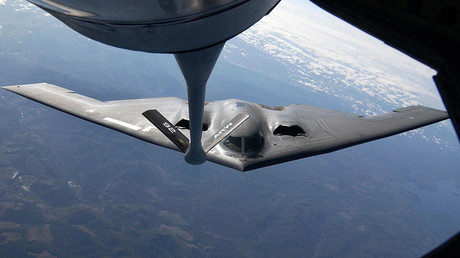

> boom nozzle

[
  {"left": 184, "top": 146, "right": 207, "bottom": 165},
  {"left": 174, "top": 43, "right": 225, "bottom": 165}
]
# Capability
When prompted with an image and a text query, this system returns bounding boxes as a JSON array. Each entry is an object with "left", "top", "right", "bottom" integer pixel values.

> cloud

[
  {"left": 237, "top": 0, "right": 443, "bottom": 112},
  {"left": 0, "top": 0, "right": 7, "bottom": 5},
  {"left": 15, "top": 2, "right": 34, "bottom": 11}
]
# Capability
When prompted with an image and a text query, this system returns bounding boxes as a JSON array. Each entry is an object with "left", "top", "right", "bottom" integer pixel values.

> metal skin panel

[
  {"left": 27, "top": 0, "right": 249, "bottom": 22},
  {"left": 2, "top": 83, "right": 449, "bottom": 171},
  {"left": 27, "top": 0, "right": 281, "bottom": 53}
]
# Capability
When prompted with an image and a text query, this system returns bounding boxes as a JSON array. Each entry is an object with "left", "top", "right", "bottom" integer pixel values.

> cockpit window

[
  {"left": 245, "top": 136, "right": 261, "bottom": 153},
  {"left": 223, "top": 136, "right": 242, "bottom": 152},
  {"left": 223, "top": 134, "right": 262, "bottom": 154}
]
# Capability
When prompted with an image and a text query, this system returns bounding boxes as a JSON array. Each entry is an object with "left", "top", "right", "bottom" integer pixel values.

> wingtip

[
  {"left": 2, "top": 85, "right": 20, "bottom": 91},
  {"left": 2, "top": 83, "right": 48, "bottom": 92}
]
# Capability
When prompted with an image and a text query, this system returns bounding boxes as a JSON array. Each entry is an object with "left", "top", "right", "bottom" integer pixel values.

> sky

[{"left": 234, "top": 0, "right": 442, "bottom": 111}]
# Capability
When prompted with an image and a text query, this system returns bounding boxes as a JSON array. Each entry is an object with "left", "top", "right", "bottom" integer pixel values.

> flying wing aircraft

[{"left": 3, "top": 83, "right": 449, "bottom": 171}]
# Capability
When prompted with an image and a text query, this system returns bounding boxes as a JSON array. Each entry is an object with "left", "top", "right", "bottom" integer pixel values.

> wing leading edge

[{"left": 2, "top": 83, "right": 188, "bottom": 151}]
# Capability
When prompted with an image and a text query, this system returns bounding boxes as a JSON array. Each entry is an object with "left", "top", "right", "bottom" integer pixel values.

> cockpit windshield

[
  {"left": 245, "top": 136, "right": 261, "bottom": 153},
  {"left": 223, "top": 136, "right": 242, "bottom": 152},
  {"left": 223, "top": 134, "right": 262, "bottom": 154}
]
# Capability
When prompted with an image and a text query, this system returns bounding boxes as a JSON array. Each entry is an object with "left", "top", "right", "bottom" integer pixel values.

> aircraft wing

[
  {"left": 208, "top": 103, "right": 449, "bottom": 171},
  {"left": 3, "top": 83, "right": 449, "bottom": 172},
  {"left": 2, "top": 83, "right": 190, "bottom": 152}
]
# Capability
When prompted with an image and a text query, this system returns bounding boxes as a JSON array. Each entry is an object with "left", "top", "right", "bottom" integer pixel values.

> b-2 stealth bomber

[{"left": 3, "top": 83, "right": 448, "bottom": 171}]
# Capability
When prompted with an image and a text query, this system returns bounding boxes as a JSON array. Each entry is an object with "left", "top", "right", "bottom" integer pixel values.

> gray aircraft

[{"left": 3, "top": 83, "right": 448, "bottom": 171}]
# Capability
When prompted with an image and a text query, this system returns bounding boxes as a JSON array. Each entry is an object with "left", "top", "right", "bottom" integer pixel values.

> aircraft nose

[
  {"left": 221, "top": 116, "right": 263, "bottom": 155},
  {"left": 230, "top": 116, "right": 259, "bottom": 137}
]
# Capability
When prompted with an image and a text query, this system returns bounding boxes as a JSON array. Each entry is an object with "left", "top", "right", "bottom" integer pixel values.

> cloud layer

[{"left": 235, "top": 0, "right": 442, "bottom": 115}]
